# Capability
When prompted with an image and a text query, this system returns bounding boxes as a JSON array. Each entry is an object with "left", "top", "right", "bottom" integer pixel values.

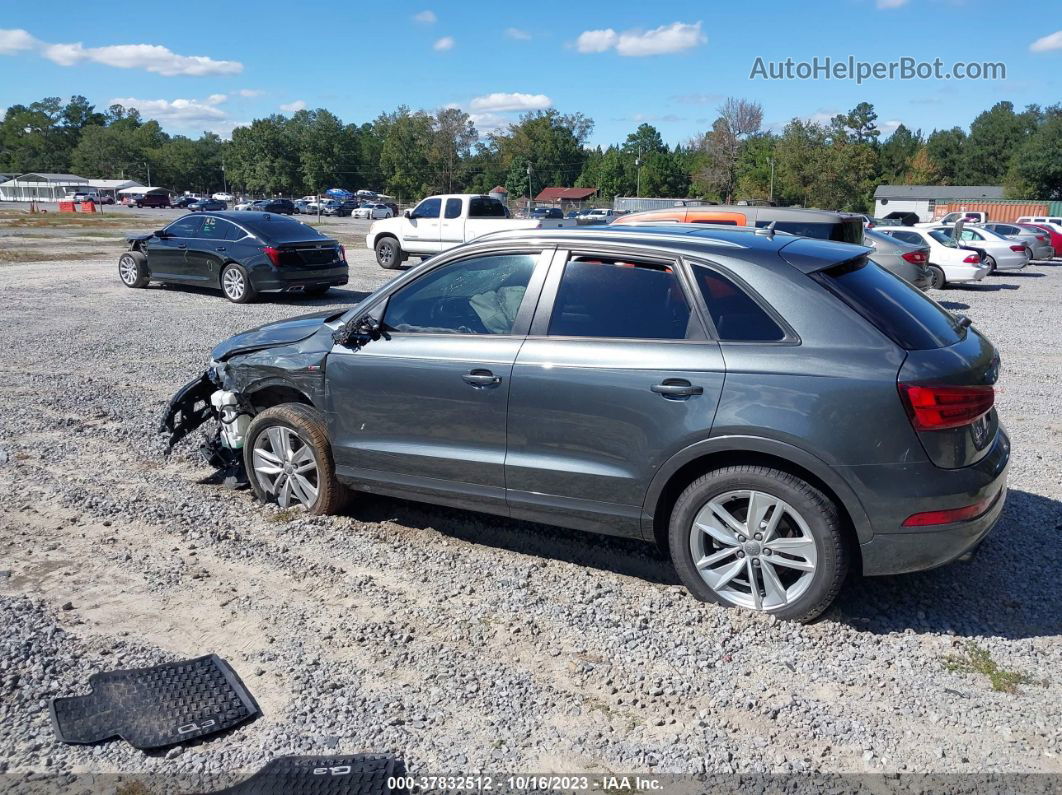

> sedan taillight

[
  {"left": 262, "top": 246, "right": 282, "bottom": 266},
  {"left": 898, "top": 382, "right": 994, "bottom": 431},
  {"left": 339, "top": 244, "right": 346, "bottom": 262},
  {"left": 1009, "top": 245, "right": 1026, "bottom": 252},
  {"left": 962, "top": 253, "right": 981, "bottom": 263},
  {"left": 901, "top": 250, "right": 927, "bottom": 264}
]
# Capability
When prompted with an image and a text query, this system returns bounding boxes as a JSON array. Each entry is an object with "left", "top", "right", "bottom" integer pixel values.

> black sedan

[
  {"left": 189, "top": 198, "right": 228, "bottom": 212},
  {"left": 117, "top": 212, "right": 348, "bottom": 303}
]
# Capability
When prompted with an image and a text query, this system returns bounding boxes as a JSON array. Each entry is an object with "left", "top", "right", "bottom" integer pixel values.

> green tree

[
  {"left": 879, "top": 124, "right": 921, "bottom": 182},
  {"left": 1005, "top": 111, "right": 1062, "bottom": 199},
  {"left": 963, "top": 102, "right": 1038, "bottom": 184},
  {"left": 227, "top": 115, "right": 300, "bottom": 194},
  {"left": 925, "top": 127, "right": 967, "bottom": 184}
]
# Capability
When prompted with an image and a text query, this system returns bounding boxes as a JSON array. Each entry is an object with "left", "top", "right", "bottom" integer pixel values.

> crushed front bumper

[{"left": 159, "top": 370, "right": 217, "bottom": 452}]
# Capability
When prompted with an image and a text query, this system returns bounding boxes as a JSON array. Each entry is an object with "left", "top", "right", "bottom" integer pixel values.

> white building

[
  {"left": 87, "top": 179, "right": 144, "bottom": 201},
  {"left": 873, "top": 185, "right": 1004, "bottom": 222},
  {"left": 0, "top": 173, "right": 90, "bottom": 202}
]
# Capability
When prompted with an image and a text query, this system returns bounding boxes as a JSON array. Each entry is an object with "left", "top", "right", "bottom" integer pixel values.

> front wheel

[
  {"left": 668, "top": 466, "right": 847, "bottom": 623},
  {"left": 220, "top": 262, "right": 257, "bottom": 303},
  {"left": 118, "top": 251, "right": 150, "bottom": 288},
  {"left": 375, "top": 236, "right": 403, "bottom": 269},
  {"left": 927, "top": 264, "right": 946, "bottom": 289},
  {"left": 244, "top": 404, "right": 348, "bottom": 515}
]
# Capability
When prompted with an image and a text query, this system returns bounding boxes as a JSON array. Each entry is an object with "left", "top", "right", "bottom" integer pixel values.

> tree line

[{"left": 2, "top": 95, "right": 1059, "bottom": 209}]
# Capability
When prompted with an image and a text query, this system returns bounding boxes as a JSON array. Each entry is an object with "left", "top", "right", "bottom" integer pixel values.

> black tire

[
  {"left": 305, "top": 285, "right": 330, "bottom": 297},
  {"left": 243, "top": 404, "right": 349, "bottom": 516},
  {"left": 984, "top": 255, "right": 997, "bottom": 273},
  {"left": 375, "top": 236, "right": 404, "bottom": 269},
  {"left": 118, "top": 251, "right": 150, "bottom": 288},
  {"left": 927, "top": 264, "right": 946, "bottom": 289},
  {"left": 668, "top": 465, "right": 847, "bottom": 623},
  {"left": 220, "top": 262, "right": 257, "bottom": 303}
]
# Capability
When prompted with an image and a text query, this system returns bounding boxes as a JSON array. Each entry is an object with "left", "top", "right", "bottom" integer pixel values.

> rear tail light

[
  {"left": 339, "top": 244, "right": 346, "bottom": 262},
  {"left": 901, "top": 250, "right": 927, "bottom": 264},
  {"left": 898, "top": 382, "right": 994, "bottom": 431},
  {"left": 262, "top": 246, "right": 282, "bottom": 266},
  {"left": 962, "top": 253, "right": 980, "bottom": 263},
  {"left": 902, "top": 492, "right": 996, "bottom": 527},
  {"left": 1009, "top": 245, "right": 1025, "bottom": 252}
]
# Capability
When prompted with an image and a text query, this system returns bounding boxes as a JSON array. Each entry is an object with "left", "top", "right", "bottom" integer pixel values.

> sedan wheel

[
  {"left": 689, "top": 490, "right": 817, "bottom": 611},
  {"left": 927, "top": 264, "right": 946, "bottom": 290},
  {"left": 220, "top": 263, "right": 256, "bottom": 303},
  {"left": 985, "top": 255, "right": 997, "bottom": 273},
  {"left": 252, "top": 426, "right": 319, "bottom": 509}
]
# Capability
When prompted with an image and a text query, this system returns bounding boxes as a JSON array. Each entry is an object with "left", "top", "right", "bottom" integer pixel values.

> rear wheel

[
  {"left": 221, "top": 262, "right": 257, "bottom": 303},
  {"left": 375, "top": 236, "right": 403, "bottom": 269},
  {"left": 244, "top": 404, "right": 348, "bottom": 515},
  {"left": 668, "top": 466, "right": 847, "bottom": 623},
  {"left": 118, "top": 251, "right": 150, "bottom": 288},
  {"left": 984, "top": 255, "right": 997, "bottom": 273},
  {"left": 927, "top": 264, "right": 946, "bottom": 289}
]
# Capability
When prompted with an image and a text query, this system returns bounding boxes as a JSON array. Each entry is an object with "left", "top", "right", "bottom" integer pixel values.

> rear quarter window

[{"left": 815, "top": 258, "right": 965, "bottom": 350}]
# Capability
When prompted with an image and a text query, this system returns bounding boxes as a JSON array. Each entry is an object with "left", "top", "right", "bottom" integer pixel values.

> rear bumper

[
  {"left": 844, "top": 427, "right": 1010, "bottom": 576},
  {"left": 251, "top": 264, "right": 349, "bottom": 292}
]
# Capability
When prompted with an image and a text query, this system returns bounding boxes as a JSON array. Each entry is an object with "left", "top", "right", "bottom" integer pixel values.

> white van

[{"left": 1016, "top": 215, "right": 1062, "bottom": 229}]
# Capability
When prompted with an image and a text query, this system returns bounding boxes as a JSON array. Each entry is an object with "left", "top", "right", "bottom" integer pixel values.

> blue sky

[{"left": 0, "top": 0, "right": 1059, "bottom": 146}]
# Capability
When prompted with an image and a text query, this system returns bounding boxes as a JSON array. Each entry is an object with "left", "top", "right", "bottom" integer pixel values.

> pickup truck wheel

[
  {"left": 118, "top": 251, "right": 150, "bottom": 288},
  {"left": 244, "top": 404, "right": 349, "bottom": 516},
  {"left": 375, "top": 237, "right": 404, "bottom": 269}
]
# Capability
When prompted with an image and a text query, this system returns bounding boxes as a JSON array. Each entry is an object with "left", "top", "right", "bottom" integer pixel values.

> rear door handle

[
  {"left": 215, "top": 246, "right": 227, "bottom": 252},
  {"left": 651, "top": 379, "right": 703, "bottom": 398},
  {"left": 177, "top": 243, "right": 187, "bottom": 249},
  {"left": 462, "top": 369, "right": 502, "bottom": 388}
]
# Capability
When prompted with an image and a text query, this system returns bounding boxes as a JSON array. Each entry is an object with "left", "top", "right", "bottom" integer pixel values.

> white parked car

[
  {"left": 927, "top": 225, "right": 1029, "bottom": 273},
  {"left": 352, "top": 203, "right": 393, "bottom": 220},
  {"left": 234, "top": 199, "right": 258, "bottom": 211},
  {"left": 212, "top": 192, "right": 235, "bottom": 202},
  {"left": 878, "top": 227, "right": 990, "bottom": 289},
  {"left": 916, "top": 210, "right": 987, "bottom": 227},
  {"left": 366, "top": 193, "right": 574, "bottom": 269}
]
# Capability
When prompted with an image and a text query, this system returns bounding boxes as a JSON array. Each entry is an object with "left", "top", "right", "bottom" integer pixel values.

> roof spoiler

[{"left": 778, "top": 237, "right": 872, "bottom": 274}]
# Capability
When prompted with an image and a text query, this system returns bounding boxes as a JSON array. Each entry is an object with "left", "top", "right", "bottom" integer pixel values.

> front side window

[
  {"left": 164, "top": 216, "right": 203, "bottom": 237},
  {"left": 549, "top": 256, "right": 691, "bottom": 340},
  {"left": 383, "top": 253, "right": 538, "bottom": 335},
  {"left": 692, "top": 265, "right": 785, "bottom": 342},
  {"left": 412, "top": 197, "right": 441, "bottom": 219},
  {"left": 444, "top": 198, "right": 463, "bottom": 219}
]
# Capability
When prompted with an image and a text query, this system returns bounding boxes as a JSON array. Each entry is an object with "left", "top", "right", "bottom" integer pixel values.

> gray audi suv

[{"left": 163, "top": 225, "right": 1009, "bottom": 622}]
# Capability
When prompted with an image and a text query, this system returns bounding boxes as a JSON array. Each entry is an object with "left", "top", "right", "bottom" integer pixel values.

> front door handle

[
  {"left": 177, "top": 243, "right": 187, "bottom": 249},
  {"left": 651, "top": 379, "right": 703, "bottom": 399},
  {"left": 462, "top": 369, "right": 501, "bottom": 388},
  {"left": 215, "top": 246, "right": 227, "bottom": 252}
]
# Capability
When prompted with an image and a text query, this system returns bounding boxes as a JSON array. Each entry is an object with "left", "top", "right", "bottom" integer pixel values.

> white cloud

[
  {"left": 576, "top": 29, "right": 617, "bottom": 53},
  {"left": 880, "top": 119, "right": 903, "bottom": 136},
  {"left": 470, "top": 92, "right": 552, "bottom": 112},
  {"left": 0, "top": 28, "right": 37, "bottom": 54},
  {"left": 577, "top": 22, "right": 705, "bottom": 56},
  {"left": 279, "top": 99, "right": 307, "bottom": 113},
  {"left": 876, "top": 0, "right": 908, "bottom": 8},
  {"left": 1030, "top": 30, "right": 1062, "bottom": 53},
  {"left": 468, "top": 112, "right": 510, "bottom": 134},
  {"left": 414, "top": 10, "right": 437, "bottom": 24},
  {"left": 0, "top": 28, "right": 242, "bottom": 75},
  {"left": 237, "top": 88, "right": 265, "bottom": 98},
  {"left": 505, "top": 27, "right": 532, "bottom": 41},
  {"left": 671, "top": 92, "right": 724, "bottom": 105},
  {"left": 433, "top": 36, "right": 455, "bottom": 51},
  {"left": 110, "top": 96, "right": 229, "bottom": 123}
]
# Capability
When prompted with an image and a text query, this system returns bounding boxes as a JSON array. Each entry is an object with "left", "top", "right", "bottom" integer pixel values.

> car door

[
  {"left": 324, "top": 247, "right": 551, "bottom": 514},
  {"left": 186, "top": 216, "right": 240, "bottom": 282},
  {"left": 398, "top": 197, "right": 443, "bottom": 253},
  {"left": 439, "top": 197, "right": 465, "bottom": 246},
  {"left": 505, "top": 248, "right": 726, "bottom": 537},
  {"left": 144, "top": 215, "right": 203, "bottom": 280}
]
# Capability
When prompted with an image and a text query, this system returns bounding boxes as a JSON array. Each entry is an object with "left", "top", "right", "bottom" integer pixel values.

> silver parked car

[
  {"left": 982, "top": 222, "right": 1054, "bottom": 261},
  {"left": 863, "top": 228, "right": 932, "bottom": 290},
  {"left": 163, "top": 225, "right": 1008, "bottom": 623}
]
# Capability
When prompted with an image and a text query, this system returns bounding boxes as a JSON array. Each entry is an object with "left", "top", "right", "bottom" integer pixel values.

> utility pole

[
  {"left": 526, "top": 163, "right": 533, "bottom": 216},
  {"left": 144, "top": 162, "right": 151, "bottom": 187},
  {"left": 636, "top": 145, "right": 643, "bottom": 198},
  {"left": 768, "top": 157, "right": 776, "bottom": 204},
  {"left": 221, "top": 152, "right": 228, "bottom": 194}
]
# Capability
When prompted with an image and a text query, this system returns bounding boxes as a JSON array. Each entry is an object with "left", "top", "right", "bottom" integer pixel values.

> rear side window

[
  {"left": 691, "top": 266, "right": 785, "bottom": 342},
  {"left": 816, "top": 258, "right": 964, "bottom": 350},
  {"left": 444, "top": 198, "right": 463, "bottom": 219},
  {"left": 757, "top": 219, "right": 863, "bottom": 244},
  {"left": 549, "top": 257, "right": 691, "bottom": 340},
  {"left": 240, "top": 215, "right": 323, "bottom": 243},
  {"left": 888, "top": 231, "right": 924, "bottom": 246}
]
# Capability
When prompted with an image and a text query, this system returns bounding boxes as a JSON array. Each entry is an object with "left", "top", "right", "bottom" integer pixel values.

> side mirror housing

[
  {"left": 154, "top": 229, "right": 168, "bottom": 238},
  {"left": 403, "top": 209, "right": 413, "bottom": 219}
]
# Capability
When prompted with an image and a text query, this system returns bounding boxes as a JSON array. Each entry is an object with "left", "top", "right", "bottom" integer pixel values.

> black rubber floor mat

[
  {"left": 50, "top": 654, "right": 259, "bottom": 749},
  {"left": 215, "top": 754, "right": 400, "bottom": 795}
]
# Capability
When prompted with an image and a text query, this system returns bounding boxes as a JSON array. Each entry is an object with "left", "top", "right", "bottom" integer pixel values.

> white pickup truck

[{"left": 365, "top": 193, "right": 574, "bottom": 269}]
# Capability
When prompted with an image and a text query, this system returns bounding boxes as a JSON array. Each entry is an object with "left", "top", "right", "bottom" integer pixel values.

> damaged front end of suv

[{"left": 160, "top": 309, "right": 347, "bottom": 481}]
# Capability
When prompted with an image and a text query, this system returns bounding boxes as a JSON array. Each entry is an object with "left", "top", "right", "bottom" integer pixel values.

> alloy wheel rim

[
  {"left": 223, "top": 268, "right": 245, "bottom": 299},
  {"left": 119, "top": 257, "right": 138, "bottom": 285},
  {"left": 380, "top": 243, "right": 394, "bottom": 265},
  {"left": 690, "top": 489, "right": 817, "bottom": 612},
  {"left": 252, "top": 426, "right": 319, "bottom": 509}
]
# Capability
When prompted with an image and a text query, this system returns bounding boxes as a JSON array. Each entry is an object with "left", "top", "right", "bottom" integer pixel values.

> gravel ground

[{"left": 0, "top": 245, "right": 1059, "bottom": 787}]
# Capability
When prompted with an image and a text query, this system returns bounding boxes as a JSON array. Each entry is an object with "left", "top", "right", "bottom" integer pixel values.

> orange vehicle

[{"left": 612, "top": 204, "right": 865, "bottom": 244}]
